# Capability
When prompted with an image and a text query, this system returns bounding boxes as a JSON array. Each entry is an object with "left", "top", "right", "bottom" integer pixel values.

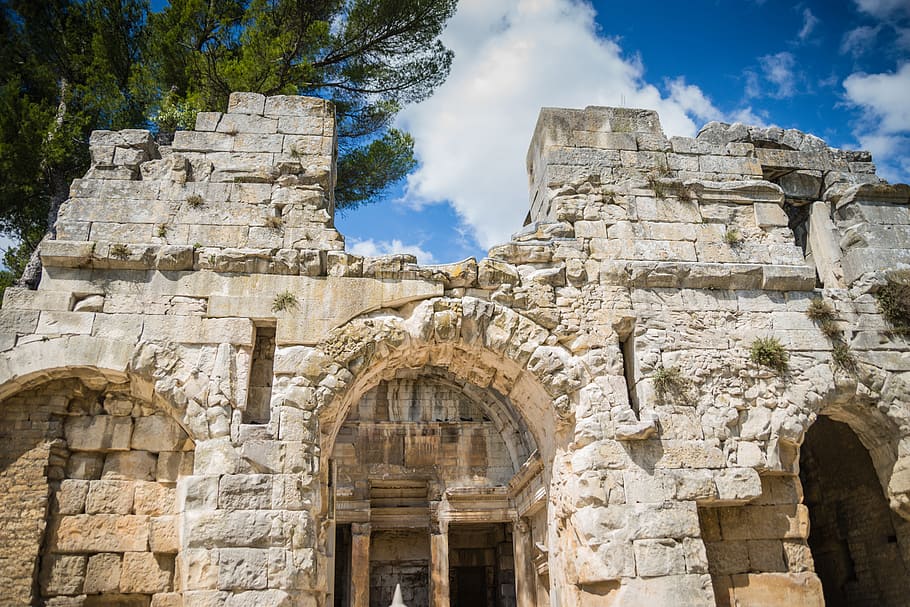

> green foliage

[
  {"left": 272, "top": 290, "right": 298, "bottom": 313},
  {"left": 265, "top": 216, "right": 283, "bottom": 229},
  {"left": 154, "top": 89, "right": 202, "bottom": 132},
  {"left": 651, "top": 365, "right": 688, "bottom": 398},
  {"left": 805, "top": 298, "right": 836, "bottom": 323},
  {"left": 831, "top": 341, "right": 857, "bottom": 374},
  {"left": 149, "top": 0, "right": 457, "bottom": 210},
  {"left": 646, "top": 172, "right": 670, "bottom": 199},
  {"left": 186, "top": 193, "right": 204, "bottom": 208},
  {"left": 875, "top": 278, "right": 910, "bottom": 334},
  {"left": 156, "top": 223, "right": 168, "bottom": 238},
  {"left": 110, "top": 243, "right": 130, "bottom": 259},
  {"left": 0, "top": 0, "right": 459, "bottom": 285},
  {"left": 750, "top": 337, "right": 789, "bottom": 374},
  {"left": 723, "top": 229, "right": 741, "bottom": 246},
  {"left": 336, "top": 129, "right": 417, "bottom": 212}
]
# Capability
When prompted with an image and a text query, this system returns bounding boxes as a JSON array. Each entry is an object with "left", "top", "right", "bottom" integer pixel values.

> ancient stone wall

[{"left": 1, "top": 93, "right": 909, "bottom": 606}]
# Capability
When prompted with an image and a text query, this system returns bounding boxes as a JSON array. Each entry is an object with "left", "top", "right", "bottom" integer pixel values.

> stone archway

[
  {"left": 273, "top": 296, "right": 599, "bottom": 607},
  {"left": 800, "top": 416, "right": 910, "bottom": 606},
  {"left": 0, "top": 365, "right": 197, "bottom": 606}
]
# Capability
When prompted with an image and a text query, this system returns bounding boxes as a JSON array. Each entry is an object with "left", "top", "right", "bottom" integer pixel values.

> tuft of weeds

[
  {"left": 110, "top": 243, "right": 130, "bottom": 260},
  {"left": 875, "top": 278, "right": 910, "bottom": 334},
  {"left": 652, "top": 365, "right": 689, "bottom": 399},
  {"left": 819, "top": 319, "right": 842, "bottom": 339},
  {"left": 831, "top": 341, "right": 857, "bottom": 374},
  {"left": 676, "top": 186, "right": 693, "bottom": 202},
  {"left": 805, "top": 298, "right": 836, "bottom": 323},
  {"left": 186, "top": 193, "right": 204, "bottom": 208},
  {"left": 265, "top": 216, "right": 283, "bottom": 230},
  {"left": 272, "top": 291, "right": 298, "bottom": 313},
  {"left": 750, "top": 337, "right": 789, "bottom": 374},
  {"left": 646, "top": 172, "right": 671, "bottom": 199},
  {"left": 157, "top": 223, "right": 169, "bottom": 238},
  {"left": 724, "top": 229, "right": 742, "bottom": 246}
]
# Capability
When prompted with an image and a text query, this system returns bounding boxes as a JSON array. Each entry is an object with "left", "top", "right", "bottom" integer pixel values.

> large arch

[
  {"left": 0, "top": 342, "right": 201, "bottom": 606},
  {"left": 276, "top": 296, "right": 603, "bottom": 607}
]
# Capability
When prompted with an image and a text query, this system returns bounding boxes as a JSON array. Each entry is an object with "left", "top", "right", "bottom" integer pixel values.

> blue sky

[{"left": 339, "top": 0, "right": 910, "bottom": 265}]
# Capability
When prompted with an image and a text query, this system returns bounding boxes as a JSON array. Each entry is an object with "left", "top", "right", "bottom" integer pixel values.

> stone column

[
  {"left": 351, "top": 523, "right": 371, "bottom": 607},
  {"left": 513, "top": 518, "right": 538, "bottom": 607},
  {"left": 430, "top": 520, "right": 450, "bottom": 607}
]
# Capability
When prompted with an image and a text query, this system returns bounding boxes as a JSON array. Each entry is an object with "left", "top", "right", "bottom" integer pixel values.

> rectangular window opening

[
  {"left": 244, "top": 323, "right": 276, "bottom": 424},
  {"left": 619, "top": 323, "right": 639, "bottom": 419}
]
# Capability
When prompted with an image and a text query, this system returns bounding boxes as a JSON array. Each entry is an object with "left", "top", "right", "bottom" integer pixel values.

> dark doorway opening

[
  {"left": 449, "top": 523, "right": 516, "bottom": 607},
  {"left": 800, "top": 416, "right": 910, "bottom": 606},
  {"left": 334, "top": 524, "right": 352, "bottom": 607}
]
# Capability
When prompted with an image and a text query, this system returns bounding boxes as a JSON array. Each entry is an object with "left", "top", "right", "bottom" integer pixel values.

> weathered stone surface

[{"left": 5, "top": 95, "right": 910, "bottom": 607}]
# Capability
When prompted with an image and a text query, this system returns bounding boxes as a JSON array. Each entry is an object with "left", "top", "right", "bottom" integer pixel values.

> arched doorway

[
  {"left": 800, "top": 416, "right": 910, "bottom": 606},
  {"left": 329, "top": 367, "right": 537, "bottom": 607}
]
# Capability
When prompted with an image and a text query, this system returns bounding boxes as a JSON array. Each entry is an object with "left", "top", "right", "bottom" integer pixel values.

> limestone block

[
  {"left": 631, "top": 502, "right": 702, "bottom": 539},
  {"left": 633, "top": 538, "right": 686, "bottom": 577},
  {"left": 150, "top": 516, "right": 180, "bottom": 553},
  {"left": 195, "top": 112, "right": 222, "bottom": 131},
  {"left": 84, "top": 553, "right": 122, "bottom": 593},
  {"left": 134, "top": 482, "right": 176, "bottom": 515},
  {"left": 717, "top": 572, "right": 823, "bottom": 607},
  {"left": 65, "top": 416, "right": 133, "bottom": 452},
  {"left": 172, "top": 131, "right": 235, "bottom": 152},
  {"left": 623, "top": 470, "right": 675, "bottom": 503},
  {"left": 713, "top": 468, "right": 762, "bottom": 503},
  {"left": 598, "top": 574, "right": 715, "bottom": 607},
  {"left": 55, "top": 479, "right": 89, "bottom": 515},
  {"left": 698, "top": 155, "right": 762, "bottom": 176},
  {"left": 217, "top": 548, "right": 269, "bottom": 590},
  {"left": 747, "top": 539, "right": 786, "bottom": 572},
  {"left": 234, "top": 133, "right": 284, "bottom": 153},
  {"left": 265, "top": 95, "right": 326, "bottom": 117},
  {"left": 102, "top": 451, "right": 158, "bottom": 481},
  {"left": 85, "top": 480, "right": 135, "bottom": 514},
  {"left": 228, "top": 92, "right": 266, "bottom": 115},
  {"left": 224, "top": 589, "right": 294, "bottom": 607},
  {"left": 219, "top": 474, "right": 273, "bottom": 510},
  {"left": 182, "top": 590, "right": 231, "bottom": 606},
  {"left": 133, "top": 415, "right": 191, "bottom": 452},
  {"left": 179, "top": 549, "right": 220, "bottom": 591},
  {"left": 183, "top": 510, "right": 273, "bottom": 548},
  {"left": 51, "top": 514, "right": 149, "bottom": 552},
  {"left": 151, "top": 594, "right": 183, "bottom": 607},
  {"left": 277, "top": 115, "right": 324, "bottom": 136},
  {"left": 157, "top": 452, "right": 195, "bottom": 483},
  {"left": 66, "top": 453, "right": 105, "bottom": 480},
  {"left": 178, "top": 475, "right": 220, "bottom": 511},
  {"left": 194, "top": 438, "right": 243, "bottom": 475},
  {"left": 754, "top": 203, "right": 789, "bottom": 227},
  {"left": 718, "top": 504, "right": 809, "bottom": 540},
  {"left": 36, "top": 310, "right": 94, "bottom": 335},
  {"left": 218, "top": 114, "right": 277, "bottom": 135},
  {"left": 761, "top": 265, "right": 816, "bottom": 291},
  {"left": 121, "top": 552, "right": 174, "bottom": 594},
  {"left": 635, "top": 198, "right": 701, "bottom": 223},
  {"left": 704, "top": 540, "right": 750, "bottom": 575},
  {"left": 40, "top": 554, "right": 87, "bottom": 596}
]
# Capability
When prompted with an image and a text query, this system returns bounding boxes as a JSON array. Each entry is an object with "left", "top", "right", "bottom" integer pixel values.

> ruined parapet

[
  {"left": 519, "top": 105, "right": 910, "bottom": 291},
  {"left": 45, "top": 92, "right": 344, "bottom": 276}
]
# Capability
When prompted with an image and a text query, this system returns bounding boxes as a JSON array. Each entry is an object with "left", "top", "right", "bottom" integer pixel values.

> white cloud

[
  {"left": 798, "top": 8, "right": 819, "bottom": 41},
  {"left": 840, "top": 25, "right": 882, "bottom": 56},
  {"left": 758, "top": 52, "right": 798, "bottom": 98},
  {"left": 854, "top": 0, "right": 910, "bottom": 19},
  {"left": 396, "top": 0, "right": 753, "bottom": 248},
  {"left": 348, "top": 238, "right": 437, "bottom": 264},
  {"left": 844, "top": 62, "right": 910, "bottom": 182}
]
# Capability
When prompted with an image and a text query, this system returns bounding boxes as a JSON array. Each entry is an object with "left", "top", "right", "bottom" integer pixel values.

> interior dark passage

[
  {"left": 449, "top": 523, "right": 516, "bottom": 607},
  {"left": 800, "top": 416, "right": 910, "bottom": 606}
]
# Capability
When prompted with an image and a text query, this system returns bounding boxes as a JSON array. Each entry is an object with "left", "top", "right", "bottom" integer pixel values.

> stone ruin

[{"left": 1, "top": 91, "right": 909, "bottom": 607}]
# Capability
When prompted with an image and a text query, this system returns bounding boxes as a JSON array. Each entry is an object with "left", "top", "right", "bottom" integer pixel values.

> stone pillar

[
  {"left": 513, "top": 518, "right": 538, "bottom": 607},
  {"left": 351, "top": 523, "right": 371, "bottom": 607},
  {"left": 430, "top": 520, "right": 450, "bottom": 607}
]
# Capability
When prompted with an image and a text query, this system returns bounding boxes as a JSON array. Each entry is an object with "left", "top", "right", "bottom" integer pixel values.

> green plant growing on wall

[
  {"left": 831, "top": 341, "right": 857, "bottom": 374},
  {"left": 750, "top": 337, "right": 789, "bottom": 374},
  {"left": 724, "top": 229, "right": 742, "bottom": 246},
  {"left": 646, "top": 171, "right": 671, "bottom": 199},
  {"left": 265, "top": 216, "right": 283, "bottom": 230},
  {"left": 651, "top": 365, "right": 689, "bottom": 399},
  {"left": 110, "top": 244, "right": 130, "bottom": 260},
  {"left": 186, "top": 194, "right": 204, "bottom": 208},
  {"left": 272, "top": 291, "right": 298, "bottom": 313},
  {"left": 805, "top": 298, "right": 836, "bottom": 322},
  {"left": 157, "top": 223, "right": 169, "bottom": 238},
  {"left": 875, "top": 278, "right": 910, "bottom": 334}
]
